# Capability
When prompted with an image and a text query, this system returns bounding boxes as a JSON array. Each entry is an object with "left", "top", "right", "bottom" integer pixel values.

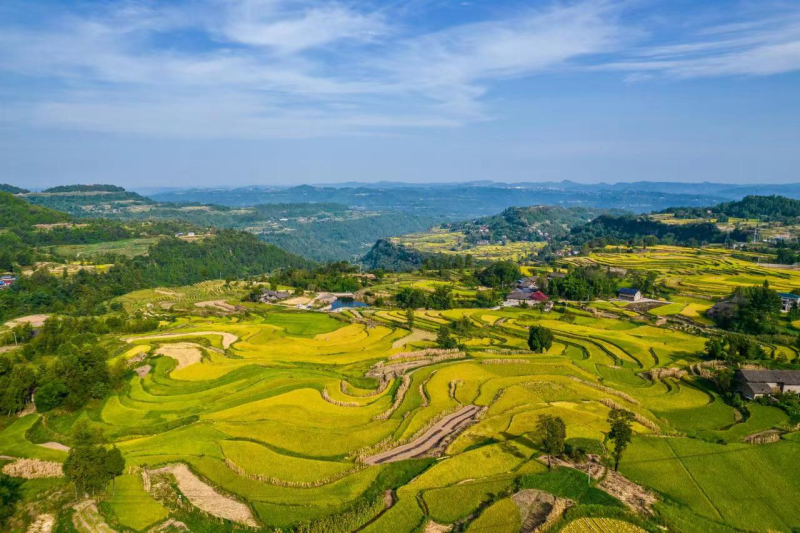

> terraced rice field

[
  {"left": 564, "top": 245, "right": 800, "bottom": 300},
  {"left": 1, "top": 288, "right": 798, "bottom": 532},
  {"left": 390, "top": 229, "right": 544, "bottom": 262}
]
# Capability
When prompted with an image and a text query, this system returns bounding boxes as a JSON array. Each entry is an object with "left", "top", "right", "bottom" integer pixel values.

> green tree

[
  {"left": 607, "top": 408, "right": 635, "bottom": 471},
  {"left": 394, "top": 288, "right": 429, "bottom": 310},
  {"left": 536, "top": 415, "right": 566, "bottom": 470},
  {"left": 429, "top": 285, "right": 454, "bottom": 310},
  {"left": 63, "top": 422, "right": 111, "bottom": 497},
  {"left": 0, "top": 473, "right": 22, "bottom": 529},
  {"left": 477, "top": 261, "right": 521, "bottom": 290},
  {"left": 405, "top": 308, "right": 415, "bottom": 328},
  {"left": 528, "top": 326, "right": 554, "bottom": 353},
  {"left": 105, "top": 447, "right": 126, "bottom": 495},
  {"left": 436, "top": 326, "right": 458, "bottom": 350},
  {"left": 35, "top": 381, "right": 68, "bottom": 413}
]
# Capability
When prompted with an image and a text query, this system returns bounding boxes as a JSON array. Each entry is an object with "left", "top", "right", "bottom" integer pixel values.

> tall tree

[
  {"left": 607, "top": 408, "right": 635, "bottom": 471},
  {"left": 536, "top": 415, "right": 566, "bottom": 470},
  {"left": 528, "top": 326, "right": 554, "bottom": 353},
  {"left": 63, "top": 421, "right": 111, "bottom": 497},
  {"left": 105, "top": 447, "right": 126, "bottom": 495}
]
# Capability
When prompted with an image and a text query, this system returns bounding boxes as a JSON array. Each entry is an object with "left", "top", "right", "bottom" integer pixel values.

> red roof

[{"left": 530, "top": 291, "right": 548, "bottom": 302}]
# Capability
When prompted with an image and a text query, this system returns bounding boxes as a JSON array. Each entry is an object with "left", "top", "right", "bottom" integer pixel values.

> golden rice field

[
  {"left": 391, "top": 228, "right": 544, "bottom": 262},
  {"left": 564, "top": 245, "right": 800, "bottom": 300},
  {"left": 2, "top": 286, "right": 799, "bottom": 532}
]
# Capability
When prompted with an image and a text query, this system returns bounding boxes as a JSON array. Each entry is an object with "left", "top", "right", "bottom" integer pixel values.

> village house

[
  {"left": 779, "top": 292, "right": 800, "bottom": 313},
  {"left": 0, "top": 275, "right": 17, "bottom": 290},
  {"left": 517, "top": 277, "right": 539, "bottom": 290},
  {"left": 259, "top": 290, "right": 291, "bottom": 303},
  {"left": 737, "top": 369, "right": 800, "bottom": 399},
  {"left": 504, "top": 290, "right": 548, "bottom": 307},
  {"left": 618, "top": 288, "right": 643, "bottom": 302}
]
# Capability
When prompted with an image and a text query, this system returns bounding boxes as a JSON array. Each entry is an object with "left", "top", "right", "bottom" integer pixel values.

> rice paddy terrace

[
  {"left": 390, "top": 229, "right": 544, "bottom": 262},
  {"left": 564, "top": 245, "right": 800, "bottom": 300},
  {"left": 2, "top": 287, "right": 800, "bottom": 533}
]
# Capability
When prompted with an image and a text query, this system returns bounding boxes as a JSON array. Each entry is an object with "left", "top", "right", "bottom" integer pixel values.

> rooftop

[
  {"left": 619, "top": 288, "right": 640, "bottom": 295},
  {"left": 738, "top": 369, "right": 800, "bottom": 386}
]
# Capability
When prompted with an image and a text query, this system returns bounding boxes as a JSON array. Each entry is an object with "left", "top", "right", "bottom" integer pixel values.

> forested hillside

[
  {"left": 568, "top": 214, "right": 729, "bottom": 247},
  {"left": 663, "top": 195, "right": 800, "bottom": 222},
  {"left": 446, "top": 205, "right": 613, "bottom": 243},
  {"left": 0, "top": 183, "right": 29, "bottom": 194},
  {"left": 0, "top": 193, "right": 70, "bottom": 228}
]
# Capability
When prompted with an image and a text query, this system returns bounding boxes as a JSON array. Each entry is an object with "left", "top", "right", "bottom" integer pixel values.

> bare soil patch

[
  {"left": 423, "top": 521, "right": 452, "bottom": 533},
  {"left": 364, "top": 405, "right": 483, "bottom": 465},
  {"left": 135, "top": 365, "right": 152, "bottom": 378},
  {"left": 392, "top": 328, "right": 436, "bottom": 349},
  {"left": 4, "top": 314, "right": 50, "bottom": 328},
  {"left": 155, "top": 343, "right": 204, "bottom": 371},
  {"left": 2, "top": 458, "right": 63, "bottom": 479},
  {"left": 39, "top": 442, "right": 70, "bottom": 452},
  {"left": 149, "top": 464, "right": 258, "bottom": 527},
  {"left": 0, "top": 345, "right": 20, "bottom": 354}
]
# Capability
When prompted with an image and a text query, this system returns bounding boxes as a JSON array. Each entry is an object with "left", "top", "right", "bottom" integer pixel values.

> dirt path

[
  {"left": 155, "top": 343, "right": 204, "bottom": 370},
  {"left": 2, "top": 458, "right": 63, "bottom": 479},
  {"left": 364, "top": 405, "right": 483, "bottom": 465},
  {"left": 124, "top": 331, "right": 239, "bottom": 349},
  {"left": 392, "top": 329, "right": 436, "bottom": 349},
  {"left": 0, "top": 345, "right": 20, "bottom": 354},
  {"left": 26, "top": 514, "right": 55, "bottom": 533},
  {"left": 599, "top": 469, "right": 657, "bottom": 515},
  {"left": 150, "top": 464, "right": 258, "bottom": 527},
  {"left": 72, "top": 500, "right": 113, "bottom": 533}
]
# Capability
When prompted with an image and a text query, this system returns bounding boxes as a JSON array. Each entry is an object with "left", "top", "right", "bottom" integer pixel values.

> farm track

[{"left": 364, "top": 405, "right": 483, "bottom": 465}]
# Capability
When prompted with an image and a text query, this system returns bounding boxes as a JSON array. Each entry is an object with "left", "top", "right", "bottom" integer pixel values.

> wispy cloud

[{"left": 0, "top": 0, "right": 798, "bottom": 139}]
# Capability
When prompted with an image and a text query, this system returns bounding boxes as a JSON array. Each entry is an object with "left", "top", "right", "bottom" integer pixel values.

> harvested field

[
  {"left": 194, "top": 300, "right": 237, "bottom": 312},
  {"left": 2, "top": 458, "right": 63, "bottom": 479},
  {"left": 26, "top": 514, "right": 55, "bottom": 533},
  {"left": 72, "top": 500, "right": 113, "bottom": 533},
  {"left": 124, "top": 331, "right": 239, "bottom": 349},
  {"left": 154, "top": 343, "right": 204, "bottom": 370},
  {"left": 512, "top": 489, "right": 571, "bottom": 533},
  {"left": 599, "top": 470, "right": 657, "bottom": 515},
  {"left": 135, "top": 365, "right": 152, "bottom": 378},
  {"left": 364, "top": 405, "right": 482, "bottom": 465},
  {"left": 424, "top": 521, "right": 452, "bottom": 533},
  {"left": 4, "top": 314, "right": 50, "bottom": 328},
  {"left": 149, "top": 464, "right": 258, "bottom": 527}
]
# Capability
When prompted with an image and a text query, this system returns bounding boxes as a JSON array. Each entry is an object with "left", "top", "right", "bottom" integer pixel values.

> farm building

[
  {"left": 0, "top": 275, "right": 17, "bottom": 290},
  {"left": 259, "top": 290, "right": 291, "bottom": 303},
  {"left": 618, "top": 288, "right": 643, "bottom": 302},
  {"left": 779, "top": 293, "right": 800, "bottom": 313},
  {"left": 737, "top": 369, "right": 800, "bottom": 399},
  {"left": 517, "top": 277, "right": 539, "bottom": 290},
  {"left": 505, "top": 290, "right": 548, "bottom": 306}
]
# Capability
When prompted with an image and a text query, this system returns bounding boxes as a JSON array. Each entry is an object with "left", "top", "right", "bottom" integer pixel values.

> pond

[{"left": 331, "top": 298, "right": 368, "bottom": 310}]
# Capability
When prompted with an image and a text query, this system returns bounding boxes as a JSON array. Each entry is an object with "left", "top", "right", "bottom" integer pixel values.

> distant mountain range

[{"left": 138, "top": 181, "right": 800, "bottom": 219}]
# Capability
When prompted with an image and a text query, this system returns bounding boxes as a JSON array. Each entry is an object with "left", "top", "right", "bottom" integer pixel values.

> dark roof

[
  {"left": 507, "top": 290, "right": 532, "bottom": 300},
  {"left": 618, "top": 288, "right": 641, "bottom": 295},
  {"left": 778, "top": 293, "right": 800, "bottom": 300},
  {"left": 738, "top": 369, "right": 800, "bottom": 386},
  {"left": 745, "top": 382, "right": 774, "bottom": 395}
]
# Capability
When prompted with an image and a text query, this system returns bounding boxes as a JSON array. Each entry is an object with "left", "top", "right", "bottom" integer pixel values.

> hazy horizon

[{"left": 1, "top": 0, "right": 799, "bottom": 188}]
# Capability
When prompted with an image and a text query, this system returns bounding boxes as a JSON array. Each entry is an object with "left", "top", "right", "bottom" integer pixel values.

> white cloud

[{"left": 0, "top": 0, "right": 798, "bottom": 139}]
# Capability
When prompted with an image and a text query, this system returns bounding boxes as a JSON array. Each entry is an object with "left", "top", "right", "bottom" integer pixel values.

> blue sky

[{"left": 1, "top": 0, "right": 799, "bottom": 188}]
